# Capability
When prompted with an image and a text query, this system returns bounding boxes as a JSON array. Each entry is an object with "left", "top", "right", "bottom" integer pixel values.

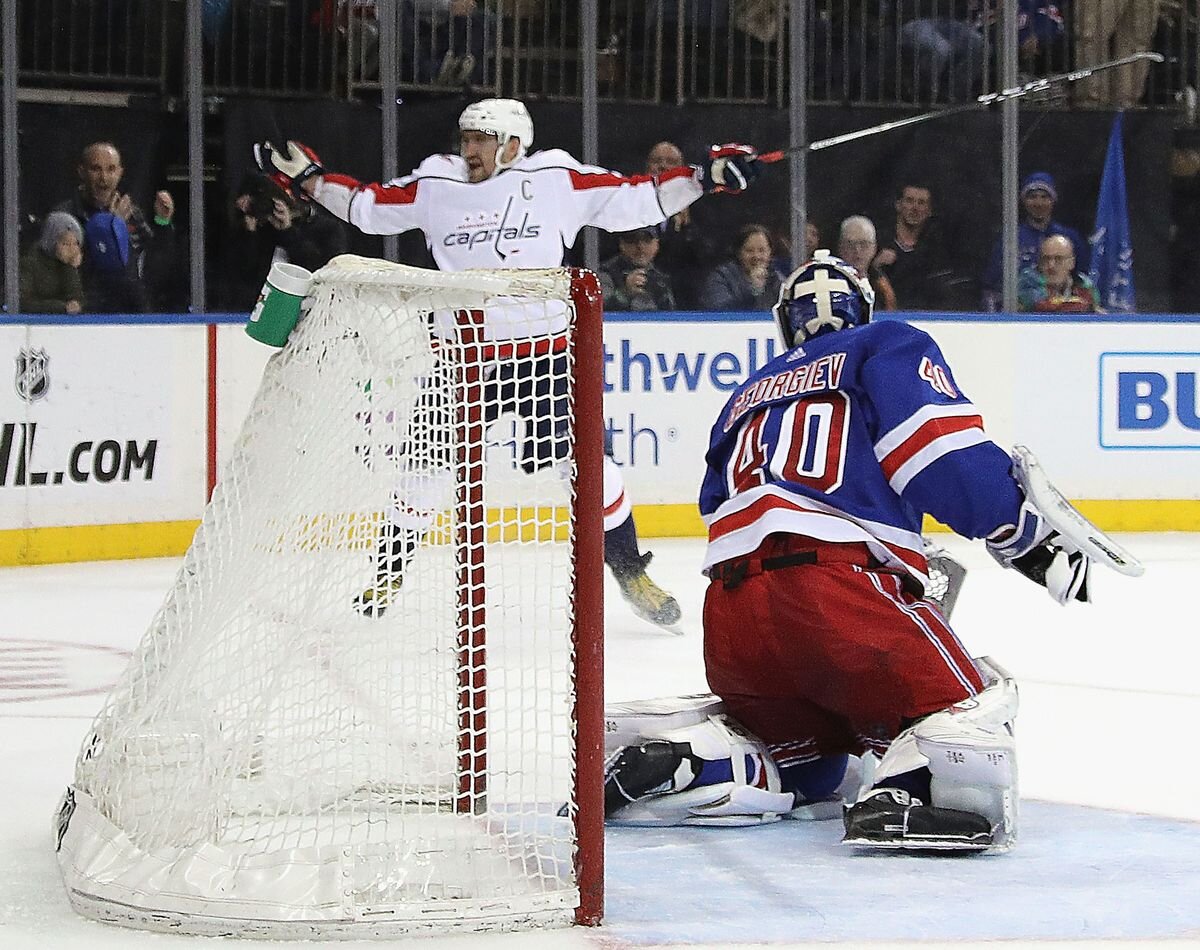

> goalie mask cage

[{"left": 54, "top": 256, "right": 605, "bottom": 938}]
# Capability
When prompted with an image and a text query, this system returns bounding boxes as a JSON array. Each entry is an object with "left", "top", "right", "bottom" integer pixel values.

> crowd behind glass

[{"left": 7, "top": 0, "right": 1193, "bottom": 316}]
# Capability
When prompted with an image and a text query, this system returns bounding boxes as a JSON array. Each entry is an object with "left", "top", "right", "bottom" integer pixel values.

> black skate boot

[
  {"left": 842, "top": 788, "right": 993, "bottom": 852},
  {"left": 353, "top": 525, "right": 418, "bottom": 618},
  {"left": 603, "top": 740, "right": 700, "bottom": 817}
]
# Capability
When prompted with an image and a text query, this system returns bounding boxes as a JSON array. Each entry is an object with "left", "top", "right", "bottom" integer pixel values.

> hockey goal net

[{"left": 55, "top": 256, "right": 605, "bottom": 938}]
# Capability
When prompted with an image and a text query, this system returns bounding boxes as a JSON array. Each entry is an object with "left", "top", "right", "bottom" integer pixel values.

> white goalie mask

[
  {"left": 772, "top": 250, "right": 876, "bottom": 348},
  {"left": 458, "top": 98, "right": 534, "bottom": 175}
]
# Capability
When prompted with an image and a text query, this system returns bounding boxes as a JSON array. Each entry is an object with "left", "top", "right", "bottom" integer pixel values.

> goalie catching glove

[
  {"left": 253, "top": 140, "right": 325, "bottom": 199},
  {"left": 699, "top": 143, "right": 761, "bottom": 194}
]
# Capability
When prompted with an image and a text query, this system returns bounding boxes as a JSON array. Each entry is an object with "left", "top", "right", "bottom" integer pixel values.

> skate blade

[
  {"left": 625, "top": 604, "right": 685, "bottom": 635},
  {"left": 638, "top": 617, "right": 685, "bottom": 636},
  {"left": 841, "top": 834, "right": 993, "bottom": 853}
]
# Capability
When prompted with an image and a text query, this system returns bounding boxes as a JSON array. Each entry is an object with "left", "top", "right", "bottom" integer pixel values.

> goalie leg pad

[
  {"left": 604, "top": 712, "right": 795, "bottom": 827},
  {"left": 603, "top": 694, "right": 725, "bottom": 756},
  {"left": 850, "top": 658, "right": 1019, "bottom": 852}
]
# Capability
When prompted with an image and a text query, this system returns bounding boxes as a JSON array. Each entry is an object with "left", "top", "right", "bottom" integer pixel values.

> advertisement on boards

[
  {"left": 1099, "top": 351, "right": 1200, "bottom": 450},
  {"left": 0, "top": 325, "right": 206, "bottom": 530},
  {"left": 600, "top": 314, "right": 1200, "bottom": 512},
  {"left": 601, "top": 315, "right": 781, "bottom": 508},
  {"left": 6, "top": 312, "right": 1200, "bottom": 554}
]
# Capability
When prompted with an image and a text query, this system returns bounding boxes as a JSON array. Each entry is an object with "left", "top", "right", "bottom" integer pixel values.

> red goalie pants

[{"left": 703, "top": 534, "right": 986, "bottom": 764}]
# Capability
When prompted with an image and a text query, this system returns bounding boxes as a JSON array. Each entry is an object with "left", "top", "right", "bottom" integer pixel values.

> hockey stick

[{"left": 758, "top": 51, "right": 1164, "bottom": 162}]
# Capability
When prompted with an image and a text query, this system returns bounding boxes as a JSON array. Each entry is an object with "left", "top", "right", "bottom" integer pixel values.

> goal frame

[
  {"left": 565, "top": 268, "right": 605, "bottom": 926},
  {"left": 55, "top": 261, "right": 608, "bottom": 936},
  {"left": 449, "top": 269, "right": 606, "bottom": 924}
]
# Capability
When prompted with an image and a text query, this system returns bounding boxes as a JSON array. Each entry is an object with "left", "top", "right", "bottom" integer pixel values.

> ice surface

[{"left": 3, "top": 534, "right": 1199, "bottom": 949}]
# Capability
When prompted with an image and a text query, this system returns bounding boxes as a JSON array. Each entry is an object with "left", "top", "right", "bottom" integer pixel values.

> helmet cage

[{"left": 772, "top": 252, "right": 876, "bottom": 348}]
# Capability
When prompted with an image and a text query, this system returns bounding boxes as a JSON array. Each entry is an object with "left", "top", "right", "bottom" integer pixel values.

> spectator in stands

[
  {"left": 981, "top": 171, "right": 1089, "bottom": 310},
  {"left": 55, "top": 141, "right": 177, "bottom": 313},
  {"left": 972, "top": 1, "right": 1071, "bottom": 78},
  {"left": 316, "top": 1, "right": 488, "bottom": 85},
  {"left": 898, "top": 1, "right": 986, "bottom": 102},
  {"left": 837, "top": 215, "right": 897, "bottom": 311},
  {"left": 408, "top": 0, "right": 491, "bottom": 85},
  {"left": 1073, "top": 0, "right": 1158, "bottom": 107},
  {"left": 600, "top": 228, "right": 676, "bottom": 311},
  {"left": 874, "top": 182, "right": 954, "bottom": 310},
  {"left": 1017, "top": 1, "right": 1070, "bottom": 76},
  {"left": 767, "top": 217, "right": 819, "bottom": 280},
  {"left": 219, "top": 172, "right": 348, "bottom": 311},
  {"left": 644, "top": 141, "right": 713, "bottom": 309},
  {"left": 900, "top": 2, "right": 1070, "bottom": 102},
  {"left": 19, "top": 211, "right": 85, "bottom": 314},
  {"left": 700, "top": 224, "right": 782, "bottom": 312},
  {"left": 813, "top": 1, "right": 897, "bottom": 101},
  {"left": 804, "top": 219, "right": 821, "bottom": 260},
  {"left": 1018, "top": 234, "right": 1102, "bottom": 313}
]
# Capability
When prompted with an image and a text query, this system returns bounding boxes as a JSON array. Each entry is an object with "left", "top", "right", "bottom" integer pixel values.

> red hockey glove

[{"left": 700, "top": 143, "right": 761, "bottom": 194}]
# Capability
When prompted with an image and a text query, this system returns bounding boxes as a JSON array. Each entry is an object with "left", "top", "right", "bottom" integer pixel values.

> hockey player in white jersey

[{"left": 255, "top": 98, "right": 762, "bottom": 628}]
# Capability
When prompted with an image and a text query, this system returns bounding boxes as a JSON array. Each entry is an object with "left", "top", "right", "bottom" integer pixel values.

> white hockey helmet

[{"left": 458, "top": 98, "right": 534, "bottom": 174}]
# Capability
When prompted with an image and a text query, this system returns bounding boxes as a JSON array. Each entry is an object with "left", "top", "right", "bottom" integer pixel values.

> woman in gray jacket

[{"left": 700, "top": 223, "right": 782, "bottom": 311}]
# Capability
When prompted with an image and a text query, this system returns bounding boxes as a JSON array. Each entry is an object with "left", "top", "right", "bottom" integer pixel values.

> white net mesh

[{"left": 57, "top": 257, "right": 597, "bottom": 937}]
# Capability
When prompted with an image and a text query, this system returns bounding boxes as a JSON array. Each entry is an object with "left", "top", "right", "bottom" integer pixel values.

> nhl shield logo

[{"left": 15, "top": 347, "right": 50, "bottom": 402}]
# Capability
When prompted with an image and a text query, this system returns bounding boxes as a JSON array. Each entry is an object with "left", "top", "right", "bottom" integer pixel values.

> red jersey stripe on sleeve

[
  {"left": 655, "top": 165, "right": 696, "bottom": 184},
  {"left": 878, "top": 413, "right": 984, "bottom": 482},
  {"left": 365, "top": 180, "right": 420, "bottom": 205},
  {"left": 322, "top": 173, "right": 364, "bottom": 190},
  {"left": 567, "top": 169, "right": 655, "bottom": 190}
]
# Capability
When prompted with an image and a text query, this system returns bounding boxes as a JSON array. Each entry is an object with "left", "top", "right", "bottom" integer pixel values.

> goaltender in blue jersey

[
  {"left": 699, "top": 266, "right": 1024, "bottom": 595},
  {"left": 600, "top": 250, "right": 1143, "bottom": 853}
]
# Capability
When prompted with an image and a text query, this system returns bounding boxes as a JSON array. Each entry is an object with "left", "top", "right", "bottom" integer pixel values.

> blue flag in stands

[{"left": 1089, "top": 112, "right": 1136, "bottom": 312}]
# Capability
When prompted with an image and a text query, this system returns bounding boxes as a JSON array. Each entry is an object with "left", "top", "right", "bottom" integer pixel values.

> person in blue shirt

[{"left": 980, "top": 170, "right": 1089, "bottom": 310}]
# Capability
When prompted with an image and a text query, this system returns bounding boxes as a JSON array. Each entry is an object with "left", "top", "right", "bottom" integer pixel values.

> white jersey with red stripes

[
  {"left": 698, "top": 319, "right": 1025, "bottom": 592},
  {"left": 313, "top": 148, "right": 702, "bottom": 268},
  {"left": 312, "top": 149, "right": 701, "bottom": 339}
]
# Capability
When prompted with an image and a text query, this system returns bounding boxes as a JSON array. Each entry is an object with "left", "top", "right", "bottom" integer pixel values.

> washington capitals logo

[
  {"left": 442, "top": 196, "right": 541, "bottom": 260},
  {"left": 15, "top": 348, "right": 50, "bottom": 402}
]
